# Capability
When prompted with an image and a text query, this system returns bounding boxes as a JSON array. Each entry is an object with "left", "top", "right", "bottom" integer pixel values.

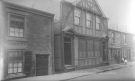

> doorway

[
  {"left": 36, "top": 54, "right": 48, "bottom": 76},
  {"left": 64, "top": 37, "right": 72, "bottom": 65}
]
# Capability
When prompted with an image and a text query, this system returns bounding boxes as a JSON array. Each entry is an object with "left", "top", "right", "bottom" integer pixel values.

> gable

[{"left": 75, "top": 0, "right": 103, "bottom": 16}]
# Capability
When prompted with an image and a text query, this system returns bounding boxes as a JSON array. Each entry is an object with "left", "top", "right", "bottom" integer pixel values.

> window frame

[
  {"left": 74, "top": 8, "right": 81, "bottom": 25},
  {"left": 123, "top": 34, "right": 127, "bottom": 44},
  {"left": 8, "top": 13, "right": 26, "bottom": 38},
  {"left": 96, "top": 16, "right": 101, "bottom": 30},
  {"left": 111, "top": 32, "right": 115, "bottom": 43},
  {"left": 7, "top": 50, "right": 24, "bottom": 74},
  {"left": 86, "top": 13, "right": 93, "bottom": 29}
]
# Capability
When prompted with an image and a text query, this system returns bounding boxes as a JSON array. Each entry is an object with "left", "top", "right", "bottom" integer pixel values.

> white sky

[{"left": 97, "top": 0, "right": 135, "bottom": 33}]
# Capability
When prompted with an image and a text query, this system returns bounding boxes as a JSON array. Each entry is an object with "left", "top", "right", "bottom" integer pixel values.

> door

[
  {"left": 64, "top": 37, "right": 72, "bottom": 65},
  {"left": 36, "top": 55, "right": 48, "bottom": 76}
]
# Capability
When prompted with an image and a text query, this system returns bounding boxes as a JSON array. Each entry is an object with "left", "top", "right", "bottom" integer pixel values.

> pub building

[
  {"left": 3, "top": 0, "right": 109, "bottom": 74},
  {"left": 0, "top": 1, "right": 54, "bottom": 80},
  {"left": 54, "top": 0, "right": 109, "bottom": 73}
]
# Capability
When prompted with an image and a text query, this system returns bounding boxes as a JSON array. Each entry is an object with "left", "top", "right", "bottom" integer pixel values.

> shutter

[{"left": 24, "top": 51, "right": 33, "bottom": 75}]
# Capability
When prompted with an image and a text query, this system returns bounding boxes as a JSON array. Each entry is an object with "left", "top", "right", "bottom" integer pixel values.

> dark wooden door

[
  {"left": 64, "top": 37, "right": 72, "bottom": 65},
  {"left": 36, "top": 55, "right": 48, "bottom": 76}
]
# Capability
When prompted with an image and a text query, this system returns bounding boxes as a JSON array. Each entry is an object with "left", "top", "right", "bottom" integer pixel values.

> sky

[{"left": 97, "top": 0, "right": 135, "bottom": 33}]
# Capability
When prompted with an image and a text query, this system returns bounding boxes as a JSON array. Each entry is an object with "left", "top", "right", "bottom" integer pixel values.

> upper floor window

[
  {"left": 86, "top": 13, "right": 92, "bottom": 28},
  {"left": 96, "top": 17, "right": 101, "bottom": 30},
  {"left": 123, "top": 34, "right": 126, "bottom": 44},
  {"left": 9, "top": 13, "right": 25, "bottom": 37},
  {"left": 74, "top": 8, "right": 81, "bottom": 25},
  {"left": 111, "top": 32, "right": 115, "bottom": 43},
  {"left": 116, "top": 33, "right": 120, "bottom": 43}
]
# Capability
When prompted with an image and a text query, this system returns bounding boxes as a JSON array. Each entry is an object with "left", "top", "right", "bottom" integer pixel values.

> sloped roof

[{"left": 3, "top": 0, "right": 61, "bottom": 20}]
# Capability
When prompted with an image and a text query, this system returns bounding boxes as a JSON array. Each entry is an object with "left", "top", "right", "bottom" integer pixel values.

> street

[{"left": 65, "top": 64, "right": 135, "bottom": 81}]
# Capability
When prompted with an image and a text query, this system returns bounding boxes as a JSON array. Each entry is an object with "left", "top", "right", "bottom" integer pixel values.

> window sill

[
  {"left": 86, "top": 27, "right": 93, "bottom": 30},
  {"left": 6, "top": 36, "right": 27, "bottom": 41},
  {"left": 95, "top": 29, "right": 102, "bottom": 31},
  {"left": 73, "top": 24, "right": 82, "bottom": 27},
  {"left": 7, "top": 73, "right": 26, "bottom": 79}
]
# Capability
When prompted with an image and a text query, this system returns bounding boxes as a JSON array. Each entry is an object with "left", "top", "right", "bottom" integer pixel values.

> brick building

[
  {"left": 54, "top": 0, "right": 108, "bottom": 73},
  {"left": 0, "top": 1, "right": 54, "bottom": 80},
  {"left": 2, "top": 0, "right": 109, "bottom": 73},
  {"left": 108, "top": 29, "right": 134, "bottom": 64}
]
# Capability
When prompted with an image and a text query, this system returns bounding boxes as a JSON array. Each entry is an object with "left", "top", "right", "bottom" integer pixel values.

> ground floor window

[
  {"left": 78, "top": 38, "right": 102, "bottom": 66},
  {"left": 7, "top": 50, "right": 24, "bottom": 74}
]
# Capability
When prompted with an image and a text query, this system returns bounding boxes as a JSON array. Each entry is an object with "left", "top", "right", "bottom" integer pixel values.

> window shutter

[{"left": 24, "top": 51, "right": 32, "bottom": 76}]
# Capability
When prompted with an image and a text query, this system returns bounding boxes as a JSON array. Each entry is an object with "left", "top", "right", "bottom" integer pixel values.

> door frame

[
  {"left": 63, "top": 35, "right": 74, "bottom": 66},
  {"left": 35, "top": 54, "right": 49, "bottom": 76}
]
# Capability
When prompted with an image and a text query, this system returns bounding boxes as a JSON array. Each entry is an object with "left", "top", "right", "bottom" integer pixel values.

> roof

[
  {"left": 3, "top": 0, "right": 58, "bottom": 19},
  {"left": 108, "top": 28, "right": 135, "bottom": 36}
]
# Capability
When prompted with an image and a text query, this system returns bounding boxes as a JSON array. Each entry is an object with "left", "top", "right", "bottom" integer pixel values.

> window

[
  {"left": 9, "top": 13, "right": 25, "bottom": 37},
  {"left": 96, "top": 17, "right": 101, "bottom": 30},
  {"left": 123, "top": 34, "right": 126, "bottom": 44},
  {"left": 116, "top": 33, "right": 120, "bottom": 44},
  {"left": 86, "top": 13, "right": 92, "bottom": 28},
  {"left": 74, "top": 8, "right": 81, "bottom": 25},
  {"left": 111, "top": 32, "right": 115, "bottom": 43},
  {"left": 8, "top": 50, "right": 24, "bottom": 74}
]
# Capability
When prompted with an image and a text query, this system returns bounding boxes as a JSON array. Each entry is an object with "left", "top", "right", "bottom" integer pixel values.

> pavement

[{"left": 9, "top": 62, "right": 133, "bottom": 81}]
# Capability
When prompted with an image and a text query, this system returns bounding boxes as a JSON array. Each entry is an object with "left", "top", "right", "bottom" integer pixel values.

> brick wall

[{"left": 27, "top": 13, "right": 53, "bottom": 54}]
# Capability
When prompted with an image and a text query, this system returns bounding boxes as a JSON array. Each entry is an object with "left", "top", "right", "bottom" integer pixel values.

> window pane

[
  {"left": 14, "top": 28, "right": 17, "bottom": 37},
  {"left": 18, "top": 67, "right": 22, "bottom": 72},
  {"left": 10, "top": 27, "right": 15, "bottom": 32},
  {"left": 14, "top": 68, "right": 17, "bottom": 73},
  {"left": 9, "top": 28, "right": 15, "bottom": 36},
  {"left": 86, "top": 13, "right": 91, "bottom": 20},
  {"left": 74, "top": 9, "right": 80, "bottom": 17},
  {"left": 20, "top": 29, "right": 24, "bottom": 33},
  {"left": 96, "top": 23, "right": 100, "bottom": 29},
  {"left": 8, "top": 68, "right": 13, "bottom": 74},
  {"left": 20, "top": 32, "right": 24, "bottom": 37},
  {"left": 14, "top": 63, "right": 18, "bottom": 68},
  {"left": 10, "top": 14, "right": 24, "bottom": 22},
  {"left": 8, "top": 63, "right": 13, "bottom": 68},
  {"left": 74, "top": 8, "right": 80, "bottom": 25},
  {"left": 8, "top": 50, "right": 24, "bottom": 74},
  {"left": 96, "top": 17, "right": 101, "bottom": 30},
  {"left": 86, "top": 13, "right": 92, "bottom": 28},
  {"left": 96, "top": 17, "right": 100, "bottom": 23},
  {"left": 18, "top": 62, "right": 22, "bottom": 68},
  {"left": 74, "top": 17, "right": 80, "bottom": 25},
  {"left": 86, "top": 21, "right": 90, "bottom": 27}
]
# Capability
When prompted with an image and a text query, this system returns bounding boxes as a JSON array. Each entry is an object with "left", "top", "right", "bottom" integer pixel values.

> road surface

[{"left": 65, "top": 64, "right": 135, "bottom": 81}]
